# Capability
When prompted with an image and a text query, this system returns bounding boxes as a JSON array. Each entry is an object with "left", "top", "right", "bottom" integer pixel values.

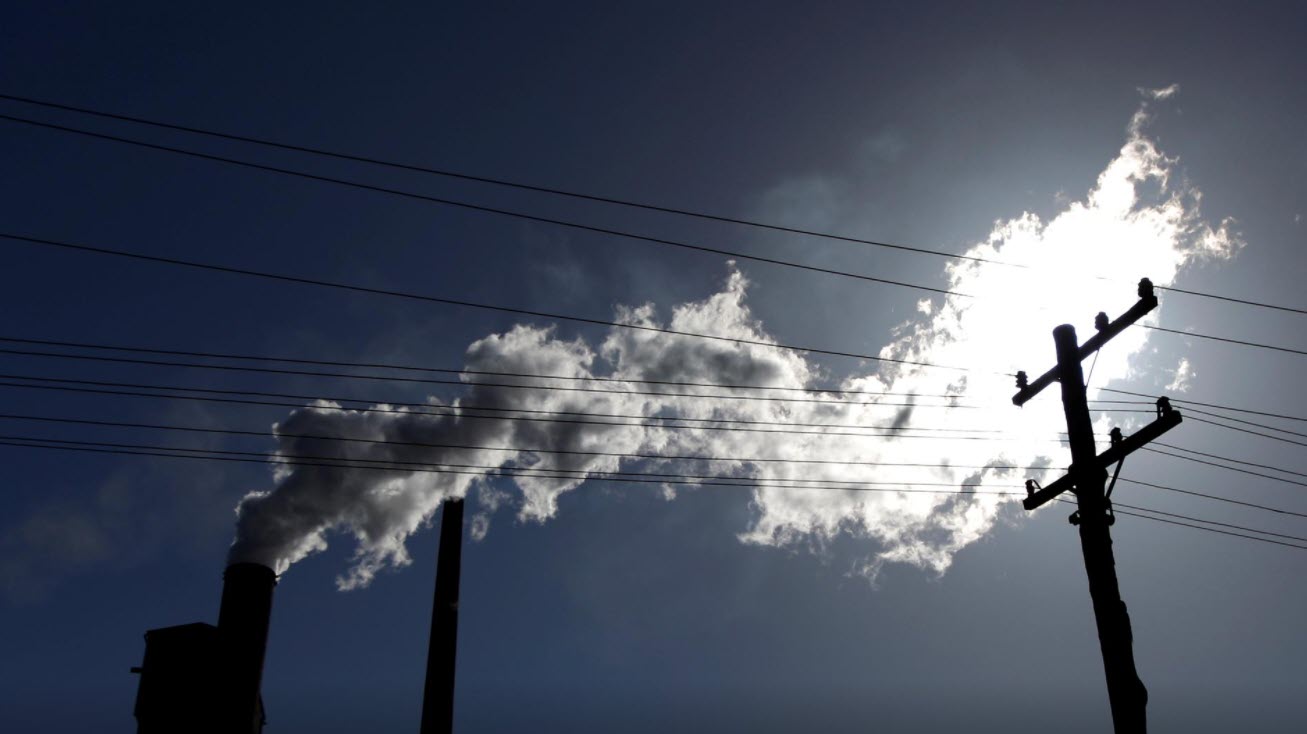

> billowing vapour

[{"left": 229, "top": 90, "right": 1239, "bottom": 589}]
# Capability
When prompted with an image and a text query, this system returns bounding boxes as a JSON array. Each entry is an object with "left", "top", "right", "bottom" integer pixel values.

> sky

[{"left": 1, "top": 2, "right": 1305, "bottom": 732}]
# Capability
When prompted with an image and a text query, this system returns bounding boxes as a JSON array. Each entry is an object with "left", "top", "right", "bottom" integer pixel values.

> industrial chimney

[
  {"left": 218, "top": 562, "right": 277, "bottom": 733},
  {"left": 133, "top": 562, "right": 277, "bottom": 734}
]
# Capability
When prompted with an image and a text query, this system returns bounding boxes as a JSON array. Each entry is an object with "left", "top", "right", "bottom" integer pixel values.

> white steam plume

[{"left": 228, "top": 96, "right": 1239, "bottom": 589}]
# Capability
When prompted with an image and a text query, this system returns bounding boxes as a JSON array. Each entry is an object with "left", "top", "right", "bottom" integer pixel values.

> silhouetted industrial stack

[{"left": 132, "top": 562, "right": 276, "bottom": 733}]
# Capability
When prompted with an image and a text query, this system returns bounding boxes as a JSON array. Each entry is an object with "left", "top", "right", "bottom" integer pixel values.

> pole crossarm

[
  {"left": 1012, "top": 279, "right": 1159, "bottom": 407},
  {"left": 1024, "top": 408, "right": 1181, "bottom": 510}
]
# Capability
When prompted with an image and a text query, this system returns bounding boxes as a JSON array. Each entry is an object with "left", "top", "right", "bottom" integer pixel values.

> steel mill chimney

[
  {"left": 132, "top": 561, "right": 277, "bottom": 733},
  {"left": 218, "top": 562, "right": 277, "bottom": 733}
]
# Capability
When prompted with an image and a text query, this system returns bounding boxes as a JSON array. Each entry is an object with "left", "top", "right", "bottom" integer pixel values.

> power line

[
  {"left": 0, "top": 335, "right": 1156, "bottom": 417},
  {"left": 6, "top": 435, "right": 1303, "bottom": 551},
  {"left": 1141, "top": 324, "right": 1307, "bottom": 357},
  {"left": 0, "top": 412, "right": 1059, "bottom": 471},
  {"left": 5, "top": 91, "right": 1304, "bottom": 317},
  {"left": 1112, "top": 507, "right": 1307, "bottom": 549},
  {"left": 1100, "top": 386, "right": 1307, "bottom": 424},
  {"left": 0, "top": 92, "right": 1008, "bottom": 266},
  {"left": 0, "top": 377, "right": 1074, "bottom": 442},
  {"left": 1181, "top": 406, "right": 1307, "bottom": 440},
  {"left": 0, "top": 335, "right": 968, "bottom": 398},
  {"left": 32, "top": 433, "right": 1304, "bottom": 525},
  {"left": 5, "top": 227, "right": 1283, "bottom": 379},
  {"left": 0, "top": 232, "right": 986, "bottom": 375},
  {"left": 20, "top": 107, "right": 1304, "bottom": 351},
  {"left": 0, "top": 371, "right": 994, "bottom": 430},
  {"left": 1116, "top": 476, "right": 1307, "bottom": 519},
  {"left": 0, "top": 344, "right": 1140, "bottom": 422},
  {"left": 15, "top": 407, "right": 1301, "bottom": 517},
  {"left": 0, "top": 112, "right": 968, "bottom": 299},
  {"left": 1111, "top": 498, "right": 1307, "bottom": 543},
  {"left": 1142, "top": 447, "right": 1307, "bottom": 488},
  {"left": 1149, "top": 285, "right": 1307, "bottom": 316},
  {"left": 8, "top": 410, "right": 1299, "bottom": 519},
  {"left": 2, "top": 434, "right": 1033, "bottom": 492},
  {"left": 1187, "top": 414, "right": 1307, "bottom": 449},
  {"left": 1052, "top": 498, "right": 1307, "bottom": 551},
  {"left": 1151, "top": 441, "right": 1307, "bottom": 480},
  {"left": 8, "top": 110, "right": 1294, "bottom": 371},
  {"left": 0, "top": 346, "right": 997, "bottom": 410},
  {"left": 1, "top": 437, "right": 1021, "bottom": 497},
  {"left": 6, "top": 112, "right": 1302, "bottom": 370},
  {"left": 0, "top": 371, "right": 1141, "bottom": 438}
]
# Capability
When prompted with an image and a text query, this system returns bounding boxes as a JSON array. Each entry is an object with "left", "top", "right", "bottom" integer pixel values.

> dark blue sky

[{"left": 2, "top": 3, "right": 1305, "bottom": 732}]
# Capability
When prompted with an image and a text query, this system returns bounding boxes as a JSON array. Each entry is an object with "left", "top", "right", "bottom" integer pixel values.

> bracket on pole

[
  {"left": 1012, "top": 278, "right": 1158, "bottom": 407},
  {"left": 1024, "top": 402, "right": 1181, "bottom": 510}
]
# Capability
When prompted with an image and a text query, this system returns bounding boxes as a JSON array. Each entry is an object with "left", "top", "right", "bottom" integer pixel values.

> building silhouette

[{"left": 132, "top": 563, "right": 276, "bottom": 733}]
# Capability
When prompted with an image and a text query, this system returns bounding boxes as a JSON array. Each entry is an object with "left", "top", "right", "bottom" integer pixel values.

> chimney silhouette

[
  {"left": 132, "top": 561, "right": 277, "bottom": 733},
  {"left": 218, "top": 562, "right": 277, "bottom": 733}
]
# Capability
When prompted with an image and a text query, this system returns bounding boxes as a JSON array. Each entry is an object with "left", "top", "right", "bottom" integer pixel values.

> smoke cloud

[{"left": 228, "top": 94, "right": 1239, "bottom": 589}]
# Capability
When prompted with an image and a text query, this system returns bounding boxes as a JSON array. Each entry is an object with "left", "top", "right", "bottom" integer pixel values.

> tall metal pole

[
  {"left": 420, "top": 497, "right": 464, "bottom": 734},
  {"left": 1054, "top": 325, "right": 1148, "bottom": 733}
]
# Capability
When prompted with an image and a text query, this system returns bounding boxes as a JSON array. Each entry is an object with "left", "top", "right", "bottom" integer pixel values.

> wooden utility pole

[
  {"left": 1013, "top": 278, "right": 1182, "bottom": 734},
  {"left": 420, "top": 497, "right": 464, "bottom": 734}
]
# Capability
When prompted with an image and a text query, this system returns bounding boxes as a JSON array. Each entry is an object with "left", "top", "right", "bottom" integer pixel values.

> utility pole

[
  {"left": 1013, "top": 278, "right": 1182, "bottom": 734},
  {"left": 420, "top": 497, "right": 464, "bottom": 734}
]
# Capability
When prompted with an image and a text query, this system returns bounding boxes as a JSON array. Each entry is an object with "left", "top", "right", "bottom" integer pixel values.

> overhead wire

[
  {"left": 1140, "top": 324, "right": 1307, "bottom": 357},
  {"left": 0, "top": 376, "right": 1081, "bottom": 442},
  {"left": 1100, "top": 387, "right": 1307, "bottom": 424},
  {"left": 27, "top": 338, "right": 1307, "bottom": 438},
  {"left": 0, "top": 335, "right": 970, "bottom": 398},
  {"left": 4, "top": 227, "right": 1295, "bottom": 375},
  {"left": 1151, "top": 441, "right": 1307, "bottom": 480},
  {"left": 1052, "top": 498, "right": 1307, "bottom": 550},
  {"left": 6, "top": 410, "right": 1301, "bottom": 519},
  {"left": 8, "top": 111, "right": 1307, "bottom": 353},
  {"left": 0, "top": 412, "right": 1057, "bottom": 470},
  {"left": 0, "top": 335, "right": 1163, "bottom": 417},
  {"left": 0, "top": 343, "right": 1145, "bottom": 419},
  {"left": 1109, "top": 508, "right": 1307, "bottom": 549},
  {"left": 0, "top": 370, "right": 990, "bottom": 425},
  {"left": 4, "top": 91, "right": 1304, "bottom": 316},
  {"left": 1148, "top": 285, "right": 1307, "bottom": 316},
  {"left": 1187, "top": 414, "right": 1307, "bottom": 449},
  {"left": 1110, "top": 498, "right": 1307, "bottom": 543},
  {"left": 0, "top": 434, "right": 1012, "bottom": 492},
  {"left": 4, "top": 110, "right": 1304, "bottom": 373},
  {"left": 6, "top": 437, "right": 1301, "bottom": 551},
  {"left": 0, "top": 232, "right": 988, "bottom": 375},
  {"left": 5, "top": 98, "right": 1307, "bottom": 564},
  {"left": 1181, "top": 406, "right": 1307, "bottom": 440},
  {"left": 0, "top": 436, "right": 1022, "bottom": 497},
  {"left": 0, "top": 93, "right": 1001, "bottom": 266},
  {"left": 0, "top": 346, "right": 996, "bottom": 409},
  {"left": 21, "top": 431, "right": 1305, "bottom": 533},
  {"left": 1142, "top": 447, "right": 1307, "bottom": 488},
  {"left": 4, "top": 101, "right": 1304, "bottom": 544},
  {"left": 1116, "top": 476, "right": 1307, "bottom": 519},
  {"left": 0, "top": 112, "right": 968, "bottom": 298},
  {"left": 2, "top": 166, "right": 1296, "bottom": 372}
]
